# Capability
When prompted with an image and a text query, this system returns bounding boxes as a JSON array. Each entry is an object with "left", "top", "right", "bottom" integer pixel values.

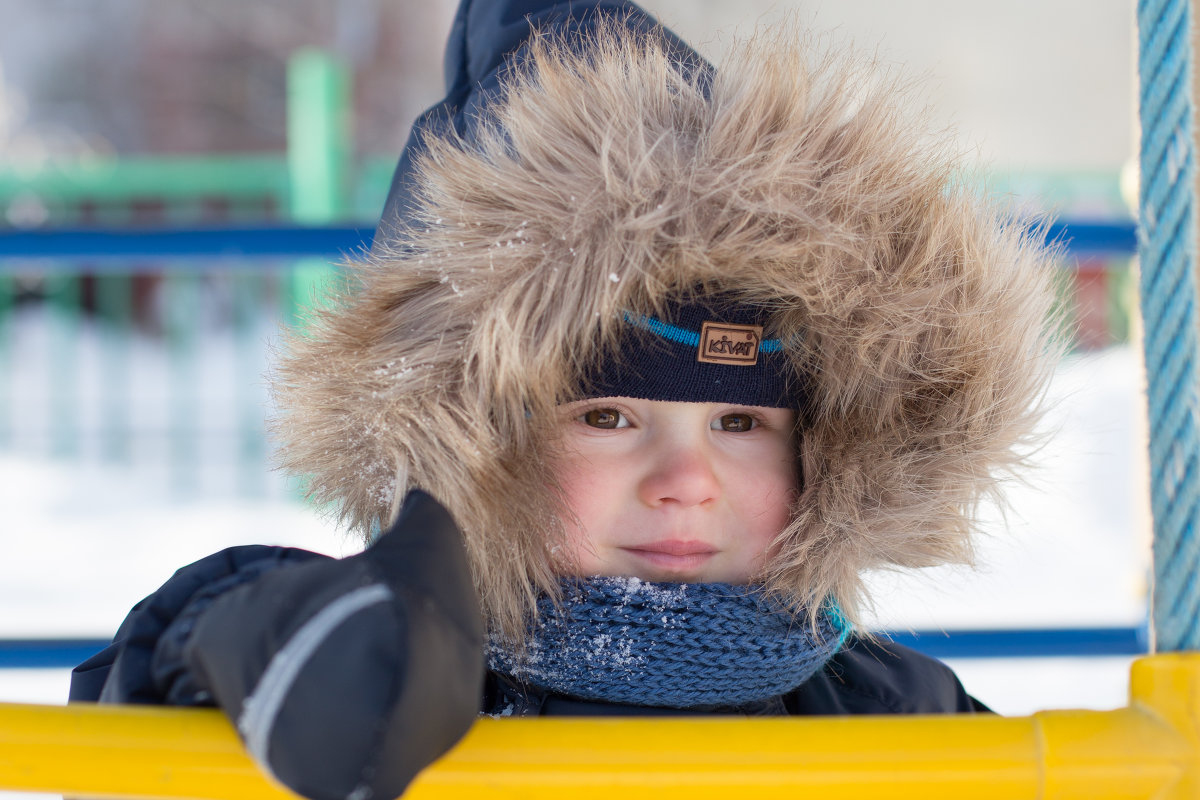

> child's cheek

[
  {"left": 547, "top": 443, "right": 618, "bottom": 576},
  {"left": 554, "top": 523, "right": 603, "bottom": 577},
  {"left": 738, "top": 459, "right": 798, "bottom": 571}
]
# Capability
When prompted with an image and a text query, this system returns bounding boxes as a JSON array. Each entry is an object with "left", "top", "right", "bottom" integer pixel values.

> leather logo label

[{"left": 697, "top": 321, "right": 762, "bottom": 365}]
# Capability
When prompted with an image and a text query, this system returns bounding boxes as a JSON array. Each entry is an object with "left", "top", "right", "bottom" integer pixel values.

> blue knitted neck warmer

[{"left": 487, "top": 577, "right": 850, "bottom": 709}]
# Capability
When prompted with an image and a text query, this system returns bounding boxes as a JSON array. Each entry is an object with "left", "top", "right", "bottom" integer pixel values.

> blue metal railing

[
  {"left": 0, "top": 624, "right": 1151, "bottom": 668},
  {"left": 0, "top": 225, "right": 374, "bottom": 267},
  {"left": 0, "top": 220, "right": 1136, "bottom": 265}
]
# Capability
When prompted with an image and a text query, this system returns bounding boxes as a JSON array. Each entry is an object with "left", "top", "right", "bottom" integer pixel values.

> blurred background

[{"left": 0, "top": 0, "right": 1143, "bottom": 718}]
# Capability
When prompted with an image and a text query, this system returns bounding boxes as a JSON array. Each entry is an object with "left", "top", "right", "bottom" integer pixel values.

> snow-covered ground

[{"left": 0, "top": 306, "right": 1152, "bottom": 717}]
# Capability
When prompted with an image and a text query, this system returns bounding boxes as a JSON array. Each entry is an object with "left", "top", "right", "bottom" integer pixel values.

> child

[{"left": 71, "top": 1, "right": 1057, "bottom": 798}]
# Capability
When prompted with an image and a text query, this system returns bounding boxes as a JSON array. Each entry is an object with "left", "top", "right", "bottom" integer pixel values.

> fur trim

[{"left": 271, "top": 20, "right": 1060, "bottom": 639}]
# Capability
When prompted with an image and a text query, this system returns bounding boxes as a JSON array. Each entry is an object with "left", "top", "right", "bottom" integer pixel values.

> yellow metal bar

[
  {"left": 0, "top": 699, "right": 296, "bottom": 800},
  {"left": 1, "top": 655, "right": 1197, "bottom": 800}
]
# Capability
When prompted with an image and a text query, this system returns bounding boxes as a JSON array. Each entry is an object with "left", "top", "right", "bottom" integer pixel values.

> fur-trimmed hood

[{"left": 272, "top": 3, "right": 1058, "bottom": 639}]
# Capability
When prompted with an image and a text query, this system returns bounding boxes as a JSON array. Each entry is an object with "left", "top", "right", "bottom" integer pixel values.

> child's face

[{"left": 552, "top": 397, "right": 797, "bottom": 583}]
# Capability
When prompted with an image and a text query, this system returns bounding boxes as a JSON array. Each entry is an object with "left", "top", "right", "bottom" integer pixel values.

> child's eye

[
  {"left": 580, "top": 408, "right": 629, "bottom": 429},
  {"left": 714, "top": 413, "right": 756, "bottom": 432}
]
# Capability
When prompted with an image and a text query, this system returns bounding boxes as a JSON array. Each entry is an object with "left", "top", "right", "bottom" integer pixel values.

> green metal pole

[
  {"left": 280, "top": 49, "right": 351, "bottom": 501},
  {"left": 285, "top": 49, "right": 350, "bottom": 326}
]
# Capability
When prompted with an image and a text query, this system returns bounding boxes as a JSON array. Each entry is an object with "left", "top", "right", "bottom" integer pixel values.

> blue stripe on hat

[{"left": 623, "top": 311, "right": 783, "bottom": 351}]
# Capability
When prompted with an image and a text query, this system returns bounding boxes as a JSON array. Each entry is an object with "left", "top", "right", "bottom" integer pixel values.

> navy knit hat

[{"left": 581, "top": 296, "right": 802, "bottom": 410}]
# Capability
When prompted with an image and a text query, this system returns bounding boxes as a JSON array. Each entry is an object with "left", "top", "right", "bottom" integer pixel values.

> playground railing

[{"left": 1, "top": 653, "right": 1198, "bottom": 799}]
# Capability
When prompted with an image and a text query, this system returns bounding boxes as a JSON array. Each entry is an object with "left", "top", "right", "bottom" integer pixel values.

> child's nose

[{"left": 636, "top": 442, "right": 721, "bottom": 509}]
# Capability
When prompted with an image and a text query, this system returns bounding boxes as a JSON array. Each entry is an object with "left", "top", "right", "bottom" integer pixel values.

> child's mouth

[{"left": 622, "top": 541, "right": 718, "bottom": 572}]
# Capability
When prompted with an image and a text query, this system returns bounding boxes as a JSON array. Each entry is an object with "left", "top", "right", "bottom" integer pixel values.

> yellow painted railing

[{"left": 2, "top": 654, "right": 1197, "bottom": 800}]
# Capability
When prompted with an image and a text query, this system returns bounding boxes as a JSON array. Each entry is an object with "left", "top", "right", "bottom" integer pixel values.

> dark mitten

[{"left": 183, "top": 490, "right": 484, "bottom": 800}]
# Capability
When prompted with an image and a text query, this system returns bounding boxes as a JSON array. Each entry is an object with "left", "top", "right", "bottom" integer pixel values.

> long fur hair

[{"left": 271, "top": 20, "right": 1060, "bottom": 641}]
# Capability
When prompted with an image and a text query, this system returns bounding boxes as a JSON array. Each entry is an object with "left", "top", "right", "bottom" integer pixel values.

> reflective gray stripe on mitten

[{"left": 184, "top": 491, "right": 484, "bottom": 800}]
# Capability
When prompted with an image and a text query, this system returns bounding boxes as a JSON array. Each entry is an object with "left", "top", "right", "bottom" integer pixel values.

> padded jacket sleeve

[
  {"left": 72, "top": 491, "right": 485, "bottom": 800},
  {"left": 69, "top": 545, "right": 327, "bottom": 706}
]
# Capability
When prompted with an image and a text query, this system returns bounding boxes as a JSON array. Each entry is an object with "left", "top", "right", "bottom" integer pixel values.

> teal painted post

[
  {"left": 285, "top": 49, "right": 349, "bottom": 326},
  {"left": 281, "top": 49, "right": 351, "bottom": 500}
]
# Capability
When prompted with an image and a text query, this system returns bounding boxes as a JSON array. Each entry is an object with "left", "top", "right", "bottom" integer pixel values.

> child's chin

[
  {"left": 596, "top": 566, "right": 751, "bottom": 585},
  {"left": 552, "top": 552, "right": 756, "bottom": 584}
]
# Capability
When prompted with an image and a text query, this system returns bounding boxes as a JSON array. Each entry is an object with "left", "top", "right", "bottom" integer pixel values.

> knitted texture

[
  {"left": 580, "top": 297, "right": 799, "bottom": 410},
  {"left": 487, "top": 577, "right": 849, "bottom": 709}
]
